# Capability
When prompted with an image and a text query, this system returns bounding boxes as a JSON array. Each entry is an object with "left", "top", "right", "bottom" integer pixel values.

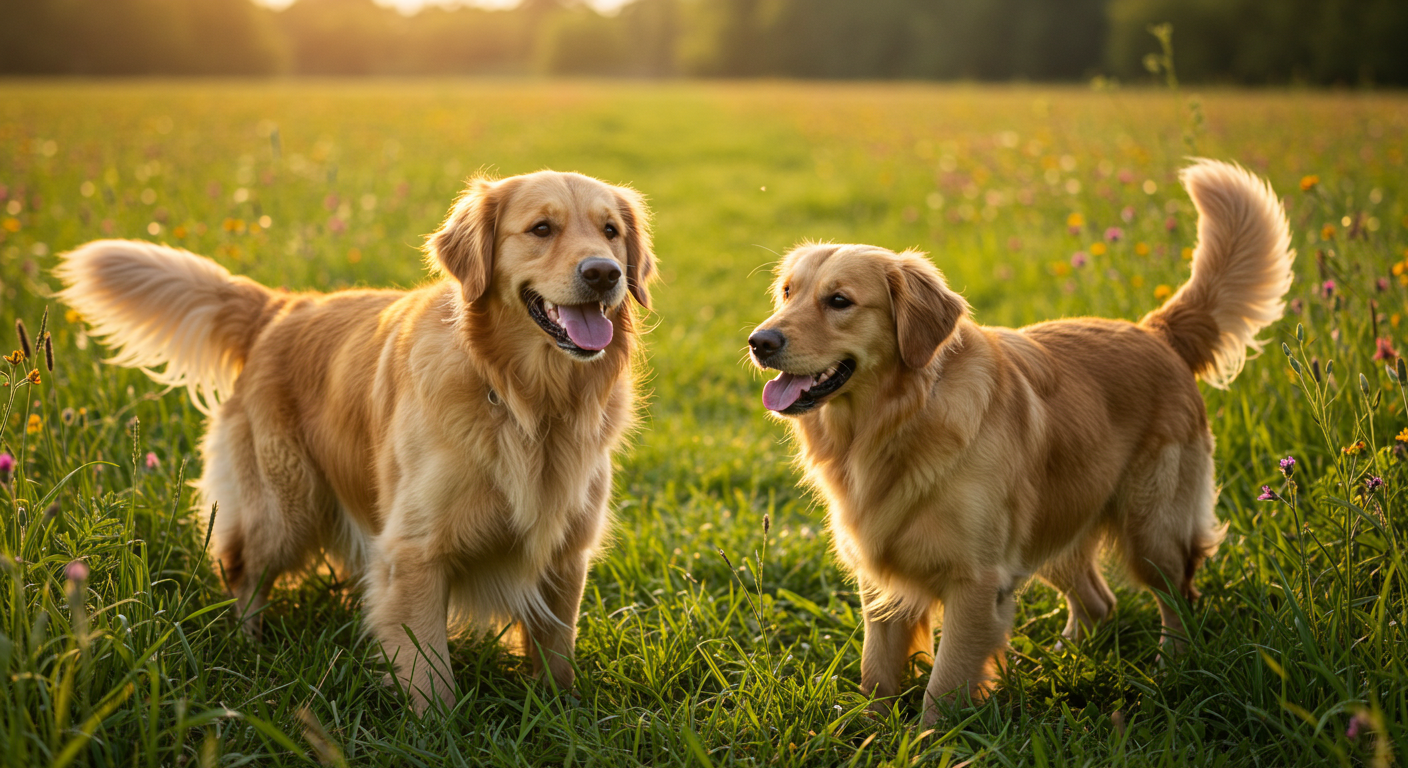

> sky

[{"left": 258, "top": 0, "right": 632, "bottom": 13}]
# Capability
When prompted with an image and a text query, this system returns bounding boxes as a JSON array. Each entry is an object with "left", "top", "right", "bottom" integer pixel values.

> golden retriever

[
  {"left": 56, "top": 170, "right": 656, "bottom": 713},
  {"left": 747, "top": 159, "right": 1293, "bottom": 723}
]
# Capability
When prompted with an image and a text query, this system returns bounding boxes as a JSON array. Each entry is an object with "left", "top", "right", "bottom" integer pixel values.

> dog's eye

[
  {"left": 530, "top": 222, "right": 552, "bottom": 238},
  {"left": 604, "top": 223, "right": 619, "bottom": 240},
  {"left": 827, "top": 294, "right": 853, "bottom": 309}
]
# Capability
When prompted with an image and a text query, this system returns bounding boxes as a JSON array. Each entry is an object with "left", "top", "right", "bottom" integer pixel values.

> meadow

[{"left": 1, "top": 80, "right": 1405, "bottom": 767}]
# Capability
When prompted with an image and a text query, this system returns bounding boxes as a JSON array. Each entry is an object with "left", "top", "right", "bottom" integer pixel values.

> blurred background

[{"left": 0, "top": 0, "right": 1405, "bottom": 84}]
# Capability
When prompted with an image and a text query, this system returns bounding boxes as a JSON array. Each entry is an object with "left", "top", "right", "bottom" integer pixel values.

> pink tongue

[
  {"left": 762, "top": 372, "right": 813, "bottom": 411},
  {"left": 558, "top": 303, "right": 614, "bottom": 350}
]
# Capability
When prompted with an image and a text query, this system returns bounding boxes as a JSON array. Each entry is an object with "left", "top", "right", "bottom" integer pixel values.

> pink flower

[
  {"left": 1320, "top": 280, "right": 1336, "bottom": 298},
  {"left": 0, "top": 452, "right": 13, "bottom": 478},
  {"left": 1071, "top": 251, "right": 1088, "bottom": 268},
  {"left": 328, "top": 217, "right": 346, "bottom": 234},
  {"left": 144, "top": 452, "right": 159, "bottom": 470},
  {"left": 1257, "top": 486, "right": 1277, "bottom": 501},
  {"left": 1347, "top": 712, "right": 1370, "bottom": 739},
  {"left": 1104, "top": 227, "right": 1123, "bottom": 242},
  {"left": 1121, "top": 206, "right": 1135, "bottom": 223},
  {"left": 1279, "top": 457, "right": 1296, "bottom": 477},
  {"left": 1373, "top": 337, "right": 1398, "bottom": 362},
  {"left": 65, "top": 560, "right": 89, "bottom": 582},
  {"left": 1378, "top": 277, "right": 1391, "bottom": 292},
  {"left": 1117, "top": 169, "right": 1135, "bottom": 184},
  {"left": 1366, "top": 476, "right": 1384, "bottom": 492},
  {"left": 1164, "top": 216, "right": 1177, "bottom": 232}
]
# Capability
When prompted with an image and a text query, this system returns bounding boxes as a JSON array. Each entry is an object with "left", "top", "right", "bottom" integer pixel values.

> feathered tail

[
  {"left": 1140, "top": 159, "right": 1295, "bottom": 388},
  {"left": 55, "top": 239, "right": 278, "bottom": 413}
]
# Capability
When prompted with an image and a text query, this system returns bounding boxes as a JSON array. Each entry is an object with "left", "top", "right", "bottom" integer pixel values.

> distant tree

[{"left": 277, "top": 0, "right": 402, "bottom": 75}]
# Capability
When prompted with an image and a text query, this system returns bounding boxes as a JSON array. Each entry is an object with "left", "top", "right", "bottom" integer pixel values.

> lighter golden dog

[
  {"left": 56, "top": 170, "right": 656, "bottom": 713},
  {"left": 748, "top": 159, "right": 1293, "bottom": 723}
]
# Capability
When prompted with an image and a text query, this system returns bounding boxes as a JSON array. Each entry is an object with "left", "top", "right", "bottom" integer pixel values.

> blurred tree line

[{"left": 1, "top": 0, "right": 1404, "bottom": 84}]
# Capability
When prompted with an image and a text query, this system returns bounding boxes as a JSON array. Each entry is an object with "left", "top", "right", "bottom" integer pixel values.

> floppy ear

[
  {"left": 425, "top": 177, "right": 508, "bottom": 302},
  {"left": 614, "top": 187, "right": 656, "bottom": 309},
  {"left": 886, "top": 253, "right": 969, "bottom": 369}
]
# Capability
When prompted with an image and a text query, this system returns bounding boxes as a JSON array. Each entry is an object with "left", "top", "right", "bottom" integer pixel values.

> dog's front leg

[
  {"left": 521, "top": 550, "right": 589, "bottom": 693},
  {"left": 365, "top": 540, "right": 455, "bottom": 715},
  {"left": 922, "top": 571, "right": 1015, "bottom": 725},
  {"left": 859, "top": 581, "right": 934, "bottom": 716}
]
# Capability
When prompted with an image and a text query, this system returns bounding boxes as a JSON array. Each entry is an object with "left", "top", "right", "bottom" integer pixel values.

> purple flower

[
  {"left": 65, "top": 560, "right": 89, "bottom": 582},
  {"left": 1347, "top": 712, "right": 1369, "bottom": 739},
  {"left": 1104, "top": 227, "right": 1123, "bottom": 242},
  {"left": 1279, "top": 456, "right": 1296, "bottom": 477},
  {"left": 1366, "top": 476, "right": 1384, "bottom": 492},
  {"left": 1070, "top": 251, "right": 1088, "bottom": 268},
  {"left": 1320, "top": 280, "right": 1336, "bottom": 298},
  {"left": 1257, "top": 485, "right": 1277, "bottom": 501},
  {"left": 0, "top": 452, "right": 13, "bottom": 479}
]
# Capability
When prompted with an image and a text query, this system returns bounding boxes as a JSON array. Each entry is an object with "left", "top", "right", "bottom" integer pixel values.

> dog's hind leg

[
  {"left": 1116, "top": 438, "right": 1224, "bottom": 652},
  {"left": 200, "top": 402, "right": 322, "bottom": 639},
  {"left": 1039, "top": 530, "right": 1116, "bottom": 647}
]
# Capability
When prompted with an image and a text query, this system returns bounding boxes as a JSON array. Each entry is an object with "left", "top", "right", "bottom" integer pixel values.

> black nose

[
  {"left": 578, "top": 257, "right": 621, "bottom": 293},
  {"left": 748, "top": 328, "right": 786, "bottom": 358}
]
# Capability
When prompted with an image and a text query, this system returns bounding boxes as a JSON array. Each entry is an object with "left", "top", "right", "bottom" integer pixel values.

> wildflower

[
  {"left": 1120, "top": 206, "right": 1135, "bottom": 223},
  {"left": 1347, "top": 712, "right": 1368, "bottom": 739},
  {"left": 0, "top": 452, "right": 13, "bottom": 480},
  {"left": 1378, "top": 277, "right": 1391, "bottom": 292},
  {"left": 3, "top": 350, "right": 21, "bottom": 365},
  {"left": 1290, "top": 298, "right": 1303, "bottom": 314},
  {"left": 65, "top": 559, "right": 89, "bottom": 582},
  {"left": 1300, "top": 175, "right": 1319, "bottom": 192},
  {"left": 1279, "top": 456, "right": 1296, "bottom": 477},
  {"left": 1373, "top": 338, "right": 1398, "bottom": 362},
  {"left": 145, "top": 452, "right": 160, "bottom": 471},
  {"left": 61, "top": 407, "right": 75, "bottom": 426},
  {"left": 1066, "top": 212, "right": 1085, "bottom": 233},
  {"left": 1398, "top": 428, "right": 1408, "bottom": 443},
  {"left": 1153, "top": 284, "right": 1172, "bottom": 301},
  {"left": 1070, "top": 251, "right": 1088, "bottom": 268},
  {"left": 1319, "top": 280, "right": 1336, "bottom": 299},
  {"left": 1090, "top": 242, "right": 1107, "bottom": 256},
  {"left": 1104, "top": 227, "right": 1123, "bottom": 242},
  {"left": 1321, "top": 223, "right": 1336, "bottom": 241},
  {"left": 26, "top": 369, "right": 40, "bottom": 385},
  {"left": 15, "top": 319, "right": 31, "bottom": 359},
  {"left": 1343, "top": 441, "right": 1366, "bottom": 456},
  {"left": 26, "top": 414, "right": 41, "bottom": 434},
  {"left": 1181, "top": 247, "right": 1193, "bottom": 261},
  {"left": 1164, "top": 216, "right": 1177, "bottom": 232},
  {"left": 1365, "top": 476, "right": 1384, "bottom": 492},
  {"left": 1257, "top": 486, "right": 1277, "bottom": 501},
  {"left": 1135, "top": 242, "right": 1150, "bottom": 256},
  {"left": 328, "top": 217, "right": 346, "bottom": 234}
]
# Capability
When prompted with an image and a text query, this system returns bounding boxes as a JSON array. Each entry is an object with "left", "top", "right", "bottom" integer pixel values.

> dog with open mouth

[
  {"left": 748, "top": 160, "right": 1293, "bottom": 723},
  {"left": 56, "top": 170, "right": 655, "bottom": 714}
]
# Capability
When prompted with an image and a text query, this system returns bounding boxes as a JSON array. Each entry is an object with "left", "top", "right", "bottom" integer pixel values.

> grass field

[{"left": 1, "top": 81, "right": 1406, "bottom": 767}]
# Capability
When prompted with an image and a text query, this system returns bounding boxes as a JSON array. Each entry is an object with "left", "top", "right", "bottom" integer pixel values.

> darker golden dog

[
  {"left": 748, "top": 160, "right": 1293, "bottom": 723},
  {"left": 57, "top": 170, "right": 656, "bottom": 713}
]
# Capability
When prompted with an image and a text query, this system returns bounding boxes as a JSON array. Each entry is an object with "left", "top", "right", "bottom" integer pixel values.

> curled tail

[
  {"left": 1140, "top": 159, "right": 1295, "bottom": 388},
  {"left": 55, "top": 239, "right": 279, "bottom": 413}
]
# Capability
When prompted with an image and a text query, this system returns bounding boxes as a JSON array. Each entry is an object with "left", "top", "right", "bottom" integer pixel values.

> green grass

[{"left": 1, "top": 80, "right": 1406, "bottom": 767}]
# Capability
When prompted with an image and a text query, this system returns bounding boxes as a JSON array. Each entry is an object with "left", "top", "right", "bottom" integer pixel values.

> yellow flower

[
  {"left": 1181, "top": 247, "right": 1194, "bottom": 260},
  {"left": 1, "top": 218, "right": 19, "bottom": 233},
  {"left": 64, "top": 309, "right": 81, "bottom": 324},
  {"left": 26, "top": 414, "right": 41, "bottom": 434},
  {"left": 173, "top": 225, "right": 188, "bottom": 239},
  {"left": 1397, "top": 428, "right": 1408, "bottom": 443},
  {"left": 1154, "top": 284, "right": 1173, "bottom": 301},
  {"left": 1066, "top": 212, "right": 1085, "bottom": 228},
  {"left": 1135, "top": 242, "right": 1150, "bottom": 256},
  {"left": 1300, "top": 175, "right": 1319, "bottom": 192},
  {"left": 1342, "top": 440, "right": 1366, "bottom": 456},
  {"left": 1321, "top": 223, "right": 1336, "bottom": 241},
  {"left": 26, "top": 369, "right": 40, "bottom": 385},
  {"left": 1051, "top": 261, "right": 1071, "bottom": 277},
  {"left": 1090, "top": 242, "right": 1107, "bottom": 256},
  {"left": 1393, "top": 313, "right": 1401, "bottom": 328},
  {"left": 1131, "top": 275, "right": 1145, "bottom": 289},
  {"left": 3, "top": 351, "right": 21, "bottom": 365}
]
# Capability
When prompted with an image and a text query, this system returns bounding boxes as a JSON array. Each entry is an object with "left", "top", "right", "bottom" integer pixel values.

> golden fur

[
  {"left": 56, "top": 170, "right": 656, "bottom": 713},
  {"left": 748, "top": 159, "right": 1293, "bottom": 723}
]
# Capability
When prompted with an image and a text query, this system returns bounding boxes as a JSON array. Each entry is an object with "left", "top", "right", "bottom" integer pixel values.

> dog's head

[
  {"left": 426, "top": 170, "right": 655, "bottom": 362},
  {"left": 748, "top": 244, "right": 968, "bottom": 415}
]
